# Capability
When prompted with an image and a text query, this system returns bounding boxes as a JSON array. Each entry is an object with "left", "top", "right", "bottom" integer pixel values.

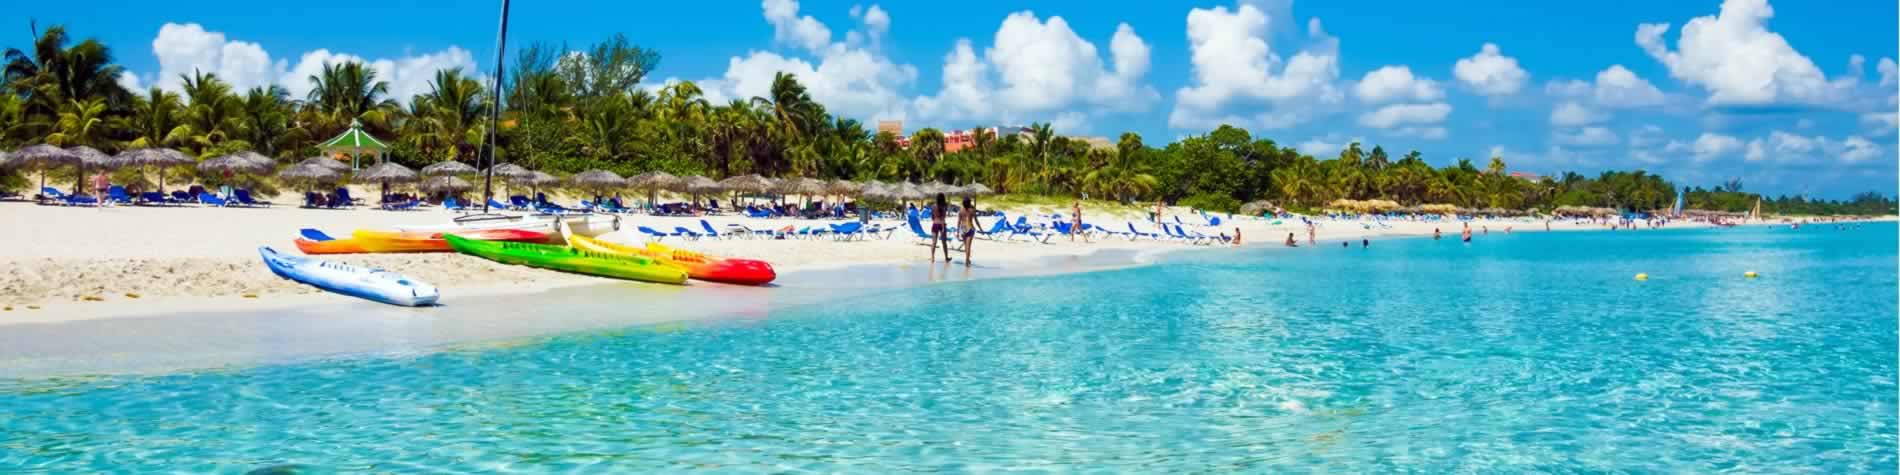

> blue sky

[{"left": 13, "top": 0, "right": 1897, "bottom": 197}]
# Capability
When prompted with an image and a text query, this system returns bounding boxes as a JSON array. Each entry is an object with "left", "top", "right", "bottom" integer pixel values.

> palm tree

[
  {"left": 911, "top": 128, "right": 946, "bottom": 166},
  {"left": 304, "top": 61, "right": 396, "bottom": 135},
  {"left": 123, "top": 87, "right": 186, "bottom": 149},
  {"left": 47, "top": 98, "right": 108, "bottom": 147},
  {"left": 237, "top": 85, "right": 297, "bottom": 156},
  {"left": 177, "top": 70, "right": 242, "bottom": 154},
  {"left": 412, "top": 68, "right": 489, "bottom": 162},
  {"left": 1028, "top": 122, "right": 1055, "bottom": 189},
  {"left": 1487, "top": 156, "right": 1507, "bottom": 175},
  {"left": 753, "top": 72, "right": 816, "bottom": 140},
  {"left": 4, "top": 25, "right": 131, "bottom": 139}
]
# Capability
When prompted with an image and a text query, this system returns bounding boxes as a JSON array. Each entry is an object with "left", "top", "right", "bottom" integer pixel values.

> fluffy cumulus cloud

[
  {"left": 1665, "top": 132, "right": 1743, "bottom": 161},
  {"left": 698, "top": 0, "right": 918, "bottom": 121},
  {"left": 1553, "top": 126, "right": 1619, "bottom": 146},
  {"left": 1169, "top": 4, "right": 1341, "bottom": 130},
  {"left": 1354, "top": 66, "right": 1442, "bottom": 103},
  {"left": 1358, "top": 102, "right": 1451, "bottom": 129},
  {"left": 1634, "top": 0, "right": 1857, "bottom": 105},
  {"left": 1296, "top": 133, "right": 1365, "bottom": 156},
  {"left": 1545, "top": 65, "right": 1667, "bottom": 107},
  {"left": 151, "top": 23, "right": 283, "bottom": 93},
  {"left": 913, "top": 11, "right": 1158, "bottom": 129},
  {"left": 1452, "top": 43, "right": 1528, "bottom": 96},
  {"left": 764, "top": 0, "right": 832, "bottom": 53},
  {"left": 142, "top": 22, "right": 475, "bottom": 104},
  {"left": 1549, "top": 101, "right": 1608, "bottom": 126},
  {"left": 1743, "top": 131, "right": 1883, "bottom": 162}
]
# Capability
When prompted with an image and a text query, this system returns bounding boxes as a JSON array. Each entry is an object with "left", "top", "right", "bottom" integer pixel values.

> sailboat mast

[{"left": 480, "top": 0, "right": 512, "bottom": 213}]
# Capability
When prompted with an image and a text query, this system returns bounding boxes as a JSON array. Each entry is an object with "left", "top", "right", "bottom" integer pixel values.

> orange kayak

[
  {"left": 350, "top": 228, "right": 556, "bottom": 253},
  {"left": 295, "top": 237, "right": 366, "bottom": 254}
]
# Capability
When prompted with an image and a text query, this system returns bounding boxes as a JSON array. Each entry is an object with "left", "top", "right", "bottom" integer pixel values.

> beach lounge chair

[
  {"left": 598, "top": 198, "right": 631, "bottom": 213},
  {"left": 637, "top": 226, "right": 674, "bottom": 241},
  {"left": 673, "top": 226, "right": 703, "bottom": 240},
  {"left": 1008, "top": 217, "right": 1053, "bottom": 243},
  {"left": 698, "top": 220, "right": 727, "bottom": 240},
  {"left": 977, "top": 215, "right": 1010, "bottom": 240},
  {"left": 39, "top": 187, "right": 68, "bottom": 205},
  {"left": 198, "top": 192, "right": 230, "bottom": 207},
  {"left": 234, "top": 189, "right": 272, "bottom": 207},
  {"left": 1126, "top": 222, "right": 1160, "bottom": 240},
  {"left": 382, "top": 199, "right": 421, "bottom": 211},
  {"left": 171, "top": 190, "right": 194, "bottom": 203},
  {"left": 443, "top": 197, "right": 467, "bottom": 211},
  {"left": 509, "top": 195, "right": 532, "bottom": 210},
  {"left": 105, "top": 186, "right": 134, "bottom": 205},
  {"left": 829, "top": 222, "right": 864, "bottom": 240},
  {"left": 485, "top": 198, "right": 509, "bottom": 210},
  {"left": 333, "top": 188, "right": 361, "bottom": 207},
  {"left": 138, "top": 191, "right": 174, "bottom": 206}
]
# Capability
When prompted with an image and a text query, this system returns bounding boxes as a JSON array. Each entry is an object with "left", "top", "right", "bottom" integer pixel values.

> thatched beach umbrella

[
  {"left": 420, "top": 175, "right": 473, "bottom": 193},
  {"left": 720, "top": 174, "right": 775, "bottom": 206},
  {"left": 825, "top": 178, "right": 859, "bottom": 196},
  {"left": 354, "top": 161, "right": 419, "bottom": 202},
  {"left": 420, "top": 160, "right": 478, "bottom": 177},
  {"left": 628, "top": 171, "right": 679, "bottom": 208},
  {"left": 959, "top": 183, "right": 993, "bottom": 196},
  {"left": 9, "top": 144, "right": 78, "bottom": 196},
  {"left": 199, "top": 151, "right": 276, "bottom": 175},
  {"left": 569, "top": 169, "right": 626, "bottom": 202},
  {"left": 277, "top": 163, "right": 344, "bottom": 193},
  {"left": 113, "top": 147, "right": 194, "bottom": 192},
  {"left": 295, "top": 156, "right": 352, "bottom": 172},
  {"left": 896, "top": 182, "right": 925, "bottom": 201},
  {"left": 64, "top": 146, "right": 120, "bottom": 195},
  {"left": 679, "top": 176, "right": 721, "bottom": 206},
  {"left": 483, "top": 162, "right": 535, "bottom": 181}
]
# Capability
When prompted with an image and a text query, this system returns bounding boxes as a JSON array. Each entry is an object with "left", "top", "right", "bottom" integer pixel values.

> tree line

[{"left": 2, "top": 25, "right": 1892, "bottom": 216}]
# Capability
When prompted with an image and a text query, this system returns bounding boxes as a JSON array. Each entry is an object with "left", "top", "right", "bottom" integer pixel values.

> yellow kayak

[{"left": 566, "top": 234, "right": 777, "bottom": 285}]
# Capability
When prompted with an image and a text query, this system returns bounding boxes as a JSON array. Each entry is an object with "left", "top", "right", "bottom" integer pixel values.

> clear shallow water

[{"left": 3, "top": 223, "right": 1895, "bottom": 472}]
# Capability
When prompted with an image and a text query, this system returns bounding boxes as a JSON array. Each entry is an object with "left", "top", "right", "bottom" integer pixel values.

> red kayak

[{"left": 645, "top": 242, "right": 777, "bottom": 286}]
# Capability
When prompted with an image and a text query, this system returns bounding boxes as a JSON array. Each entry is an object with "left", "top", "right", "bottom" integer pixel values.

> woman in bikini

[
  {"left": 959, "top": 197, "right": 978, "bottom": 266},
  {"left": 930, "top": 193, "right": 950, "bottom": 262}
]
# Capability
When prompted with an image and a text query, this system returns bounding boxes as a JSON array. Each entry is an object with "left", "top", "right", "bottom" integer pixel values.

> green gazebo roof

[{"left": 319, "top": 119, "right": 389, "bottom": 150}]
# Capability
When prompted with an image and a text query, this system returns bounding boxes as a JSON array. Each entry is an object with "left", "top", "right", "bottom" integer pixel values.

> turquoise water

[{"left": 3, "top": 223, "right": 1895, "bottom": 472}]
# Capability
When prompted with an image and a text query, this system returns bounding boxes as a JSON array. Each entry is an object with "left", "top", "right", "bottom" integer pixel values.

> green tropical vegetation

[{"left": 0, "top": 26, "right": 1891, "bottom": 216}]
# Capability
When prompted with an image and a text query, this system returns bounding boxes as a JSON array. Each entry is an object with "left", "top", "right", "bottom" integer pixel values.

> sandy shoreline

[{"left": 3, "top": 198, "right": 1830, "bottom": 323}]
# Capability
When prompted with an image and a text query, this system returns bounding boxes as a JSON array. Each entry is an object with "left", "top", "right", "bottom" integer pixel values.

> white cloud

[
  {"left": 1545, "top": 64, "right": 1666, "bottom": 109},
  {"left": 1635, "top": 0, "right": 1852, "bottom": 105},
  {"left": 1392, "top": 126, "right": 1448, "bottom": 140},
  {"left": 716, "top": 48, "right": 916, "bottom": 121},
  {"left": 1553, "top": 126, "right": 1620, "bottom": 146},
  {"left": 1628, "top": 124, "right": 1666, "bottom": 148},
  {"left": 152, "top": 23, "right": 284, "bottom": 94},
  {"left": 1354, "top": 65, "right": 1442, "bottom": 103},
  {"left": 1296, "top": 134, "right": 1364, "bottom": 156},
  {"left": 1743, "top": 131, "right": 1885, "bottom": 162},
  {"left": 1590, "top": 65, "right": 1666, "bottom": 107},
  {"left": 763, "top": 0, "right": 833, "bottom": 53},
  {"left": 1550, "top": 101, "right": 1607, "bottom": 126},
  {"left": 1861, "top": 111, "right": 1898, "bottom": 134},
  {"left": 1879, "top": 57, "right": 1898, "bottom": 87},
  {"left": 862, "top": 5, "right": 891, "bottom": 36},
  {"left": 1169, "top": 4, "right": 1342, "bottom": 130},
  {"left": 913, "top": 12, "right": 1157, "bottom": 129},
  {"left": 1453, "top": 43, "right": 1528, "bottom": 96},
  {"left": 116, "top": 71, "right": 143, "bottom": 92},
  {"left": 1682, "top": 132, "right": 1743, "bottom": 161},
  {"left": 141, "top": 22, "right": 476, "bottom": 104},
  {"left": 1358, "top": 102, "right": 1450, "bottom": 128}
]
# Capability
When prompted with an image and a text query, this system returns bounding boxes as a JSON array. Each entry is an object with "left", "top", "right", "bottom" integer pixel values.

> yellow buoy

[
  {"left": 1634, "top": 273, "right": 1648, "bottom": 281},
  {"left": 1744, "top": 271, "right": 1758, "bottom": 278}
]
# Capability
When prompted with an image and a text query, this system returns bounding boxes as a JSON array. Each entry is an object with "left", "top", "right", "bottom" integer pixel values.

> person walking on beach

[
  {"left": 1154, "top": 200, "right": 1165, "bottom": 226},
  {"left": 1070, "top": 201, "right": 1083, "bottom": 242},
  {"left": 959, "top": 197, "right": 977, "bottom": 266},
  {"left": 929, "top": 193, "right": 950, "bottom": 263},
  {"left": 1306, "top": 222, "right": 1316, "bottom": 246}
]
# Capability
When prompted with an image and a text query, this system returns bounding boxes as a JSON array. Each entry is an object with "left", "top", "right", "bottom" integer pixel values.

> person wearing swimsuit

[
  {"left": 959, "top": 197, "right": 978, "bottom": 266},
  {"left": 930, "top": 193, "right": 950, "bottom": 262},
  {"left": 1070, "top": 201, "right": 1083, "bottom": 242}
]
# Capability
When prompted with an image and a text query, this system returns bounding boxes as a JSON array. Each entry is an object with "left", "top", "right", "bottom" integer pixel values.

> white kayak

[
  {"left": 394, "top": 213, "right": 619, "bottom": 237},
  {"left": 258, "top": 246, "right": 440, "bottom": 307}
]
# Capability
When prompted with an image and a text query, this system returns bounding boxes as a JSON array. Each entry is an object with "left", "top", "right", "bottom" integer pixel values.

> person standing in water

[
  {"left": 1306, "top": 222, "right": 1317, "bottom": 245},
  {"left": 1433, "top": 228, "right": 1442, "bottom": 240},
  {"left": 1070, "top": 201, "right": 1083, "bottom": 242},
  {"left": 958, "top": 197, "right": 977, "bottom": 266},
  {"left": 1461, "top": 222, "right": 1473, "bottom": 242},
  {"left": 929, "top": 193, "right": 951, "bottom": 263},
  {"left": 1284, "top": 233, "right": 1299, "bottom": 247},
  {"left": 1233, "top": 228, "right": 1243, "bottom": 246}
]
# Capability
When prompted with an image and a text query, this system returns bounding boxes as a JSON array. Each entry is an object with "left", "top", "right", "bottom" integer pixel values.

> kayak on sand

[
  {"left": 351, "top": 228, "right": 555, "bottom": 253},
  {"left": 444, "top": 233, "right": 688, "bottom": 285},
  {"left": 561, "top": 226, "right": 776, "bottom": 286},
  {"left": 258, "top": 246, "right": 439, "bottom": 306}
]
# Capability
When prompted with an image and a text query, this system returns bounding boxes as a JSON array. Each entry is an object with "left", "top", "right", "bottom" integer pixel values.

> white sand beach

[{"left": 0, "top": 193, "right": 1721, "bottom": 321}]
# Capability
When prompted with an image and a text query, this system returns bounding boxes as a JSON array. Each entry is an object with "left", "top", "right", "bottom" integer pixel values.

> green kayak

[{"left": 444, "top": 234, "right": 689, "bottom": 285}]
